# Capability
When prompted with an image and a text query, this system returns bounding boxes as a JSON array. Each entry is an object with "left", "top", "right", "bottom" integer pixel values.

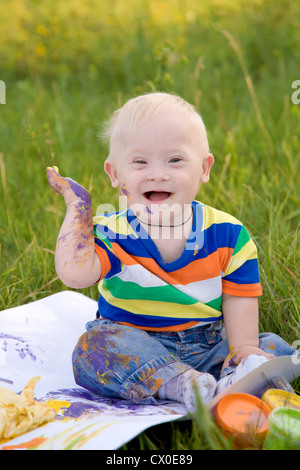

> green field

[{"left": 0, "top": 0, "right": 299, "bottom": 449}]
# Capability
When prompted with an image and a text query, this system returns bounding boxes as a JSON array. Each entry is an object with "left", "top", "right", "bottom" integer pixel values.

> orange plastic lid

[
  {"left": 262, "top": 389, "right": 300, "bottom": 411},
  {"left": 215, "top": 393, "right": 270, "bottom": 437}
]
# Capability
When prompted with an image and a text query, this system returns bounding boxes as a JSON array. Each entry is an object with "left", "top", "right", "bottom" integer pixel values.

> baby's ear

[
  {"left": 200, "top": 153, "right": 214, "bottom": 183},
  {"left": 104, "top": 160, "right": 119, "bottom": 188}
]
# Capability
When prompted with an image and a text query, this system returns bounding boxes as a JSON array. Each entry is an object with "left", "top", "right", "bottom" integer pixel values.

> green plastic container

[{"left": 264, "top": 407, "right": 300, "bottom": 450}]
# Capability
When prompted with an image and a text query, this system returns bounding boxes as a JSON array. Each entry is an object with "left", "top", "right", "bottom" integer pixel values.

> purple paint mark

[
  {"left": 0, "top": 333, "right": 38, "bottom": 361},
  {"left": 53, "top": 388, "right": 98, "bottom": 400},
  {"left": 76, "top": 201, "right": 91, "bottom": 213},
  {"left": 46, "top": 388, "right": 146, "bottom": 415},
  {"left": 120, "top": 182, "right": 130, "bottom": 197},
  {"left": 144, "top": 206, "right": 153, "bottom": 214},
  {"left": 0, "top": 378, "right": 13, "bottom": 385},
  {"left": 80, "top": 232, "right": 90, "bottom": 240},
  {"left": 0, "top": 333, "right": 24, "bottom": 342},
  {"left": 66, "top": 178, "right": 91, "bottom": 204},
  {"left": 228, "top": 357, "right": 236, "bottom": 367},
  {"left": 63, "top": 402, "right": 101, "bottom": 418}
]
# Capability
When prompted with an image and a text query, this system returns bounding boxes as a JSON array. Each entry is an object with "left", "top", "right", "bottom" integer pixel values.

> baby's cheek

[{"left": 120, "top": 181, "right": 130, "bottom": 198}]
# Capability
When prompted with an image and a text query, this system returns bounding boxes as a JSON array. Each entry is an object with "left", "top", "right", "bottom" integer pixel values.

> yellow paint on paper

[
  {"left": 36, "top": 420, "right": 117, "bottom": 450},
  {"left": 45, "top": 399, "right": 71, "bottom": 414}
]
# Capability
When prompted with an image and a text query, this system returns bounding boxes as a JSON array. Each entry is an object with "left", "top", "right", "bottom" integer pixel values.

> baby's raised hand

[
  {"left": 46, "top": 166, "right": 99, "bottom": 287},
  {"left": 46, "top": 166, "right": 91, "bottom": 207},
  {"left": 46, "top": 166, "right": 68, "bottom": 196}
]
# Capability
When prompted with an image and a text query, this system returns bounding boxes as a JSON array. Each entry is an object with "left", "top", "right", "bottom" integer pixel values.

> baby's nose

[{"left": 146, "top": 167, "right": 170, "bottom": 181}]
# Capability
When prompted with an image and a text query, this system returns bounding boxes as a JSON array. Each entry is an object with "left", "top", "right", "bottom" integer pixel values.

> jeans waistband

[{"left": 176, "top": 320, "right": 222, "bottom": 337}]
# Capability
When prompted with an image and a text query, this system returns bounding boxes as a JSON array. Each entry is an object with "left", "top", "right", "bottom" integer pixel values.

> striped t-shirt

[{"left": 93, "top": 200, "right": 262, "bottom": 332}]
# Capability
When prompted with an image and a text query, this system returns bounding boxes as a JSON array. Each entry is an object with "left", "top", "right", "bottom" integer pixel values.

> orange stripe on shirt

[
  {"left": 115, "top": 320, "right": 203, "bottom": 332},
  {"left": 94, "top": 244, "right": 111, "bottom": 281},
  {"left": 111, "top": 242, "right": 233, "bottom": 285},
  {"left": 171, "top": 247, "right": 234, "bottom": 284},
  {"left": 222, "top": 279, "right": 262, "bottom": 297}
]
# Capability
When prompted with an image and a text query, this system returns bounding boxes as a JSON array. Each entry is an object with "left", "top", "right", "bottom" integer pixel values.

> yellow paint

[
  {"left": 262, "top": 389, "right": 300, "bottom": 411},
  {"left": 66, "top": 423, "right": 114, "bottom": 450},
  {"left": 45, "top": 399, "right": 71, "bottom": 413},
  {"left": 36, "top": 420, "right": 116, "bottom": 450},
  {"left": 120, "top": 181, "right": 130, "bottom": 198},
  {"left": 97, "top": 370, "right": 111, "bottom": 384},
  {"left": 224, "top": 345, "right": 236, "bottom": 362},
  {"left": 47, "top": 165, "right": 59, "bottom": 173},
  {"left": 138, "top": 368, "right": 164, "bottom": 394}
]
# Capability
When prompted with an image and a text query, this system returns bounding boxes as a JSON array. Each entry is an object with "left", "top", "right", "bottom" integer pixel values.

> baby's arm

[
  {"left": 46, "top": 166, "right": 101, "bottom": 288},
  {"left": 222, "top": 293, "right": 274, "bottom": 370}
]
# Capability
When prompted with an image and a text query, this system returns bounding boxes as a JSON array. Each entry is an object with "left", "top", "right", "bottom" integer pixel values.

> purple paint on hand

[
  {"left": 228, "top": 356, "right": 236, "bottom": 367},
  {"left": 67, "top": 178, "right": 91, "bottom": 205}
]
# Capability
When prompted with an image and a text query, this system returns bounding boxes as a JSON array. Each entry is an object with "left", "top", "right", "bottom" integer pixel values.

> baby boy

[{"left": 46, "top": 92, "right": 295, "bottom": 411}]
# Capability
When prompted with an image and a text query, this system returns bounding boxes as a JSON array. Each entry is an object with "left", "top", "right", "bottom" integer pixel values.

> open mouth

[{"left": 143, "top": 191, "right": 172, "bottom": 202}]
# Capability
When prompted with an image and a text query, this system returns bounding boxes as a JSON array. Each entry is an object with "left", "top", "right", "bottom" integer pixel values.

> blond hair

[{"left": 101, "top": 92, "right": 209, "bottom": 161}]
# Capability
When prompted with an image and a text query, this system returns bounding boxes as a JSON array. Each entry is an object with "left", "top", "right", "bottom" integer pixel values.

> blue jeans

[{"left": 72, "top": 319, "right": 296, "bottom": 404}]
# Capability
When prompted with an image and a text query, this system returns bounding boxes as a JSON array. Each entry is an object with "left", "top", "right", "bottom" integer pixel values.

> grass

[{"left": 0, "top": 0, "right": 299, "bottom": 450}]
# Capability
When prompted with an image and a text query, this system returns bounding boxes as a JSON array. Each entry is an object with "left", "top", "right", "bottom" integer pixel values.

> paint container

[
  {"left": 255, "top": 375, "right": 294, "bottom": 398},
  {"left": 265, "top": 376, "right": 295, "bottom": 393},
  {"left": 264, "top": 407, "right": 300, "bottom": 450},
  {"left": 215, "top": 393, "right": 270, "bottom": 449},
  {"left": 262, "top": 389, "right": 300, "bottom": 412}
]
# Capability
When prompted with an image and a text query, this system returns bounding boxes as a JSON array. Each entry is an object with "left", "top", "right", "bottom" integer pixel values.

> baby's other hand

[
  {"left": 222, "top": 345, "right": 274, "bottom": 373},
  {"left": 46, "top": 166, "right": 91, "bottom": 206}
]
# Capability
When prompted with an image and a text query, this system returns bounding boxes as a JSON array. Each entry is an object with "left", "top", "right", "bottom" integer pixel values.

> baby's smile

[{"left": 143, "top": 191, "right": 173, "bottom": 202}]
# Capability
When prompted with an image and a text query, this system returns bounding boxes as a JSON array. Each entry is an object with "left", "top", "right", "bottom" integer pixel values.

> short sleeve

[
  {"left": 222, "top": 225, "right": 263, "bottom": 297},
  {"left": 93, "top": 219, "right": 121, "bottom": 281}
]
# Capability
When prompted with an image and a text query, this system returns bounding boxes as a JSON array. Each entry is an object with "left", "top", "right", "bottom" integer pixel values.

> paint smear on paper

[
  {"left": 0, "top": 334, "right": 42, "bottom": 362},
  {"left": 36, "top": 420, "right": 116, "bottom": 450},
  {"left": 45, "top": 399, "right": 71, "bottom": 414},
  {"left": 2, "top": 437, "right": 48, "bottom": 450}
]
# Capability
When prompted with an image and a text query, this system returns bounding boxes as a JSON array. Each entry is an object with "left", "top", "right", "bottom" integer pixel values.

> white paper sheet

[
  {"left": 1, "top": 291, "right": 299, "bottom": 450},
  {"left": 0, "top": 291, "right": 188, "bottom": 450}
]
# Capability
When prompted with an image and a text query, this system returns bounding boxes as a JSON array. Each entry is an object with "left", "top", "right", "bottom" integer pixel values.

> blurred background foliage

[{"left": 0, "top": 0, "right": 299, "bottom": 341}]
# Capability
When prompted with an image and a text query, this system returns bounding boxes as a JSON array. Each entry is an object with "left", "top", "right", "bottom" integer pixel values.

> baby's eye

[
  {"left": 169, "top": 156, "right": 182, "bottom": 163},
  {"left": 134, "top": 159, "right": 147, "bottom": 164}
]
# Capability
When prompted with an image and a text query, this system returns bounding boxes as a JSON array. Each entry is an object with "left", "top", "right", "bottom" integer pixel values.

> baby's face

[{"left": 105, "top": 111, "right": 214, "bottom": 225}]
